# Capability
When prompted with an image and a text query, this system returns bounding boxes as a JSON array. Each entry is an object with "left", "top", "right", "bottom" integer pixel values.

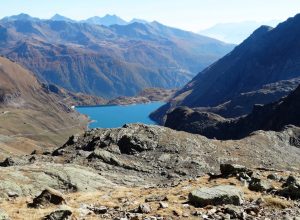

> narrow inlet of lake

[{"left": 76, "top": 102, "right": 164, "bottom": 128}]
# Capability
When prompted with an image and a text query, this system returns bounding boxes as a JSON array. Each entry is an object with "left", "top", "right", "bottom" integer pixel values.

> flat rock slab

[{"left": 189, "top": 185, "right": 244, "bottom": 207}]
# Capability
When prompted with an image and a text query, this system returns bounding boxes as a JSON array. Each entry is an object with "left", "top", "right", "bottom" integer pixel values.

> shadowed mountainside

[
  {"left": 151, "top": 14, "right": 300, "bottom": 123},
  {"left": 165, "top": 84, "right": 300, "bottom": 140}
]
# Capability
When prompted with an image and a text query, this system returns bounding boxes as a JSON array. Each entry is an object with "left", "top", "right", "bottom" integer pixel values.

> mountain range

[
  {"left": 1, "top": 13, "right": 146, "bottom": 26},
  {"left": 151, "top": 14, "right": 300, "bottom": 124},
  {"left": 0, "top": 14, "right": 234, "bottom": 98},
  {"left": 199, "top": 20, "right": 280, "bottom": 44}
]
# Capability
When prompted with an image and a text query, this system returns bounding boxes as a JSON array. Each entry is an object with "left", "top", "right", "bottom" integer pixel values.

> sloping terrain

[
  {"left": 0, "top": 14, "right": 234, "bottom": 98},
  {"left": 152, "top": 13, "right": 300, "bottom": 123},
  {"left": 1, "top": 124, "right": 299, "bottom": 193},
  {"left": 1, "top": 166, "right": 300, "bottom": 220},
  {"left": 165, "top": 84, "right": 300, "bottom": 140},
  {"left": 0, "top": 56, "right": 88, "bottom": 154},
  {"left": 0, "top": 124, "right": 299, "bottom": 219},
  {"left": 107, "top": 88, "right": 176, "bottom": 105}
]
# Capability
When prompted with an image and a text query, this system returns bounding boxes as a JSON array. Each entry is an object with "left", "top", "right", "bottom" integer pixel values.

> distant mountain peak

[
  {"left": 84, "top": 14, "right": 127, "bottom": 26},
  {"left": 103, "top": 14, "right": 118, "bottom": 18},
  {"left": 242, "top": 25, "right": 273, "bottom": 44},
  {"left": 51, "top": 14, "right": 74, "bottom": 22},
  {"left": 129, "top": 18, "right": 148, "bottom": 24},
  {"left": 251, "top": 25, "right": 273, "bottom": 37},
  {"left": 1, "top": 13, "right": 37, "bottom": 22},
  {"left": 15, "top": 13, "right": 31, "bottom": 19}
]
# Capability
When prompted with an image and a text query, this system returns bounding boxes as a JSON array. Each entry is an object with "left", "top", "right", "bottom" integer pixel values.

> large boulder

[{"left": 189, "top": 185, "right": 244, "bottom": 207}]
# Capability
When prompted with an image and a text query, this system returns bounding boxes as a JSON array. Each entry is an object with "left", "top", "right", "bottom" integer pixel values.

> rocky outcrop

[
  {"left": 0, "top": 135, "right": 299, "bottom": 219},
  {"left": 164, "top": 106, "right": 227, "bottom": 135},
  {"left": 0, "top": 163, "right": 116, "bottom": 197},
  {"left": 1, "top": 124, "right": 300, "bottom": 198}
]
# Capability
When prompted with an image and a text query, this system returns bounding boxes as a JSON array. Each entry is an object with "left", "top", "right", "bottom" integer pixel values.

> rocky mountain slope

[
  {"left": 0, "top": 124, "right": 299, "bottom": 219},
  {"left": 152, "top": 13, "right": 300, "bottom": 123},
  {"left": 41, "top": 83, "right": 107, "bottom": 106},
  {"left": 0, "top": 56, "right": 88, "bottom": 155},
  {"left": 0, "top": 14, "right": 234, "bottom": 98},
  {"left": 165, "top": 84, "right": 300, "bottom": 140},
  {"left": 1, "top": 123, "right": 300, "bottom": 191},
  {"left": 107, "top": 88, "right": 176, "bottom": 105}
]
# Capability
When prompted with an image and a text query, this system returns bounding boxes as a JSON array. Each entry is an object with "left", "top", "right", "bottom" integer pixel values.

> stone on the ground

[
  {"left": 224, "top": 205, "right": 244, "bottom": 218},
  {"left": 189, "top": 185, "right": 244, "bottom": 207},
  {"left": 0, "top": 209, "right": 9, "bottom": 220},
  {"left": 159, "top": 201, "right": 168, "bottom": 209},
  {"left": 138, "top": 203, "right": 151, "bottom": 213},
  {"left": 86, "top": 205, "right": 108, "bottom": 214},
  {"left": 28, "top": 187, "right": 65, "bottom": 208},
  {"left": 282, "top": 175, "right": 300, "bottom": 187},
  {"left": 0, "top": 157, "right": 15, "bottom": 167},
  {"left": 248, "top": 178, "right": 272, "bottom": 192},
  {"left": 145, "top": 195, "right": 168, "bottom": 202},
  {"left": 220, "top": 164, "right": 252, "bottom": 176},
  {"left": 278, "top": 175, "right": 300, "bottom": 200},
  {"left": 267, "top": 173, "right": 279, "bottom": 180},
  {"left": 43, "top": 209, "right": 72, "bottom": 220}
]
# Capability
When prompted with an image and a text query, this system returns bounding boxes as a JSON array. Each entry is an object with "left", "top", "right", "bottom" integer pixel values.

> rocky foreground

[
  {"left": 0, "top": 124, "right": 299, "bottom": 219},
  {"left": 0, "top": 163, "right": 299, "bottom": 220}
]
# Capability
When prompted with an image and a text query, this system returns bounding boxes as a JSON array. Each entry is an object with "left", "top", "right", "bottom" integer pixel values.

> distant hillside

[
  {"left": 199, "top": 20, "right": 280, "bottom": 44},
  {"left": 165, "top": 84, "right": 300, "bottom": 140},
  {"left": 0, "top": 14, "right": 234, "bottom": 98},
  {"left": 152, "top": 14, "right": 300, "bottom": 123},
  {"left": 0, "top": 56, "right": 88, "bottom": 150}
]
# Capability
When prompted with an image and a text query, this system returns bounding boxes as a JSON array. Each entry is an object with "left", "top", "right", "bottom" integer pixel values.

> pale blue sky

[{"left": 1, "top": 0, "right": 300, "bottom": 31}]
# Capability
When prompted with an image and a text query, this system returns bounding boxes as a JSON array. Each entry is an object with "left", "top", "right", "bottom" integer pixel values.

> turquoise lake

[{"left": 76, "top": 102, "right": 164, "bottom": 128}]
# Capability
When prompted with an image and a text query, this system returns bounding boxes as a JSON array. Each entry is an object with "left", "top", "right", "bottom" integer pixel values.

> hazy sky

[{"left": 1, "top": 0, "right": 300, "bottom": 31}]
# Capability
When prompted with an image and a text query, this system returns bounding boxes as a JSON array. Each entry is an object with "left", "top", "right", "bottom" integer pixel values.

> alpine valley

[{"left": 0, "top": 8, "right": 300, "bottom": 220}]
